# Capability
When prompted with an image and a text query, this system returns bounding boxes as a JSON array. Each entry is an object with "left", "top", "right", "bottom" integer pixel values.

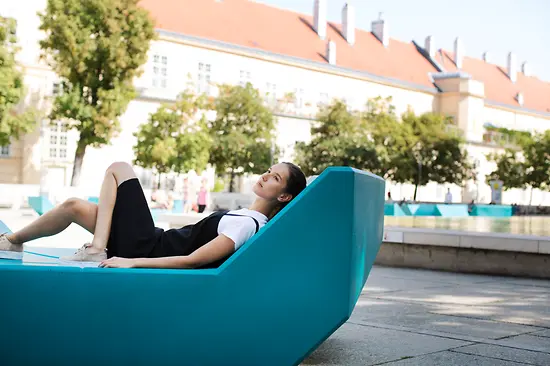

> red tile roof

[
  {"left": 435, "top": 50, "right": 550, "bottom": 114},
  {"left": 139, "top": 0, "right": 550, "bottom": 115},
  {"left": 139, "top": 0, "right": 438, "bottom": 88}
]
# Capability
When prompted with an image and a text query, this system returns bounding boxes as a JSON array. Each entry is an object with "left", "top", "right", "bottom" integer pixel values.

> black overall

[{"left": 107, "top": 178, "right": 259, "bottom": 268}]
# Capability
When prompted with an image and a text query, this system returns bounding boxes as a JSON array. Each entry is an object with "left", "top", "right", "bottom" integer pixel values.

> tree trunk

[
  {"left": 529, "top": 186, "right": 534, "bottom": 206},
  {"left": 229, "top": 171, "right": 235, "bottom": 193},
  {"left": 413, "top": 184, "right": 418, "bottom": 202},
  {"left": 70, "top": 138, "right": 87, "bottom": 187}
]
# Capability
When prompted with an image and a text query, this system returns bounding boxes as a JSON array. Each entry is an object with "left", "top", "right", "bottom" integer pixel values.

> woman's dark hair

[{"left": 269, "top": 162, "right": 307, "bottom": 219}]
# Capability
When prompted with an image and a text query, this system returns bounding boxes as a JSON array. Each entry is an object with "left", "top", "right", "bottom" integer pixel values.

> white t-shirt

[{"left": 217, "top": 208, "right": 268, "bottom": 250}]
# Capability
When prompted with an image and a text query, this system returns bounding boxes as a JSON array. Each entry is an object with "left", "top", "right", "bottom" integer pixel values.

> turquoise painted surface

[
  {"left": 27, "top": 196, "right": 54, "bottom": 216},
  {"left": 412, "top": 203, "right": 441, "bottom": 216},
  {"left": 471, "top": 204, "right": 512, "bottom": 217},
  {"left": 436, "top": 204, "right": 470, "bottom": 217},
  {"left": 0, "top": 167, "right": 385, "bottom": 366},
  {"left": 384, "top": 203, "right": 406, "bottom": 216}
]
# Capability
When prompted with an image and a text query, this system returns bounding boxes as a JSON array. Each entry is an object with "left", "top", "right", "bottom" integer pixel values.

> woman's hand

[{"left": 99, "top": 257, "right": 136, "bottom": 268}]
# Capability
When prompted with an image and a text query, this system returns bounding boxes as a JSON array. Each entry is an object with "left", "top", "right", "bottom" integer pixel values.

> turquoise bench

[
  {"left": 384, "top": 203, "right": 407, "bottom": 216},
  {"left": 27, "top": 195, "right": 55, "bottom": 216},
  {"left": 0, "top": 167, "right": 385, "bottom": 366},
  {"left": 436, "top": 204, "right": 470, "bottom": 217},
  {"left": 471, "top": 204, "right": 512, "bottom": 217}
]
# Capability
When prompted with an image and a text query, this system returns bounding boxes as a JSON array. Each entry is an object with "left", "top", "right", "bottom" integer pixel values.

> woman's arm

[{"left": 100, "top": 234, "right": 236, "bottom": 269}]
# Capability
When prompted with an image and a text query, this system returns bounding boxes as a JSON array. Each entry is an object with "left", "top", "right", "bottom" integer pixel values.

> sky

[{"left": 256, "top": 0, "right": 550, "bottom": 82}]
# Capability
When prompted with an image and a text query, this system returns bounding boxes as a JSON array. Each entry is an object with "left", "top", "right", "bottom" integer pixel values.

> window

[
  {"left": 239, "top": 70, "right": 251, "bottom": 87},
  {"left": 197, "top": 62, "right": 212, "bottom": 94},
  {"left": 0, "top": 145, "right": 10, "bottom": 157},
  {"left": 152, "top": 54, "right": 168, "bottom": 88},
  {"left": 52, "top": 82, "right": 62, "bottom": 96},
  {"left": 319, "top": 92, "right": 329, "bottom": 105},
  {"left": 294, "top": 88, "right": 304, "bottom": 109},
  {"left": 266, "top": 82, "right": 277, "bottom": 104},
  {"left": 48, "top": 122, "right": 69, "bottom": 160}
]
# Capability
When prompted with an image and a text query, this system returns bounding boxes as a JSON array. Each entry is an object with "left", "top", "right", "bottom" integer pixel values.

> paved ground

[
  {"left": 2, "top": 209, "right": 549, "bottom": 365},
  {"left": 303, "top": 266, "right": 550, "bottom": 365}
]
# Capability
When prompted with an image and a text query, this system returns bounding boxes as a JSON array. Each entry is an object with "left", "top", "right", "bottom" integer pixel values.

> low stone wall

[{"left": 379, "top": 227, "right": 550, "bottom": 278}]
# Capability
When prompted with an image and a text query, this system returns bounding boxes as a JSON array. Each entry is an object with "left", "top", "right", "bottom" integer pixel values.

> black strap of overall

[{"left": 224, "top": 213, "right": 260, "bottom": 234}]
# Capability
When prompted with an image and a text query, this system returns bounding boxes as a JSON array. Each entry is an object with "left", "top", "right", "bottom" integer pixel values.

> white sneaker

[
  {"left": 0, "top": 233, "right": 23, "bottom": 260},
  {"left": 60, "top": 243, "right": 107, "bottom": 263}
]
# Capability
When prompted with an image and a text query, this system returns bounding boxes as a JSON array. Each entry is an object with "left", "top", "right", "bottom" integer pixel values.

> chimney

[
  {"left": 507, "top": 52, "right": 517, "bottom": 83},
  {"left": 326, "top": 40, "right": 336, "bottom": 65},
  {"left": 342, "top": 3, "right": 355, "bottom": 45},
  {"left": 454, "top": 37, "right": 464, "bottom": 68},
  {"left": 522, "top": 61, "right": 531, "bottom": 77},
  {"left": 371, "top": 13, "right": 389, "bottom": 47},
  {"left": 313, "top": 0, "right": 327, "bottom": 40},
  {"left": 516, "top": 92, "right": 524, "bottom": 106},
  {"left": 482, "top": 51, "right": 490, "bottom": 62},
  {"left": 424, "top": 35, "right": 435, "bottom": 58}
]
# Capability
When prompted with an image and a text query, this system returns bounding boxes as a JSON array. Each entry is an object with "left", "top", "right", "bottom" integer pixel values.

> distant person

[
  {"left": 150, "top": 188, "right": 169, "bottom": 209},
  {"left": 197, "top": 179, "right": 209, "bottom": 213},
  {"left": 387, "top": 192, "right": 393, "bottom": 203},
  {"left": 182, "top": 177, "right": 192, "bottom": 214},
  {"left": 444, "top": 189, "right": 453, "bottom": 204}
]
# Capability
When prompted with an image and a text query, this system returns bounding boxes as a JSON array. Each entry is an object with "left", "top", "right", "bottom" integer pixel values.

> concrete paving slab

[
  {"left": 453, "top": 343, "right": 550, "bottom": 365},
  {"left": 349, "top": 298, "right": 435, "bottom": 323},
  {"left": 301, "top": 323, "right": 471, "bottom": 366},
  {"left": 530, "top": 329, "right": 550, "bottom": 338},
  {"left": 432, "top": 301, "right": 550, "bottom": 327},
  {"left": 373, "top": 285, "right": 532, "bottom": 306},
  {"left": 370, "top": 265, "right": 495, "bottom": 285},
  {"left": 497, "top": 335, "right": 550, "bottom": 353},
  {"left": 382, "top": 350, "right": 529, "bottom": 365},
  {"left": 363, "top": 274, "right": 454, "bottom": 294},
  {"left": 359, "top": 312, "right": 542, "bottom": 340}
]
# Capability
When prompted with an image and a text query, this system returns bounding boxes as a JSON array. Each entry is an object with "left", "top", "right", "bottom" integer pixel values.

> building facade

[{"left": 1, "top": 0, "right": 549, "bottom": 204}]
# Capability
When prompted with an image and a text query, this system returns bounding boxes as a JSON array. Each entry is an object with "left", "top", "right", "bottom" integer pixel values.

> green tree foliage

[
  {"left": 523, "top": 131, "right": 550, "bottom": 194},
  {"left": 209, "top": 83, "right": 277, "bottom": 191},
  {"left": 0, "top": 17, "right": 36, "bottom": 146},
  {"left": 362, "top": 97, "right": 409, "bottom": 179},
  {"left": 38, "top": 0, "right": 156, "bottom": 185},
  {"left": 294, "top": 99, "right": 381, "bottom": 176},
  {"left": 133, "top": 90, "right": 212, "bottom": 186},
  {"left": 488, "top": 131, "right": 550, "bottom": 204},
  {"left": 486, "top": 149, "right": 526, "bottom": 190},
  {"left": 395, "top": 111, "right": 473, "bottom": 200}
]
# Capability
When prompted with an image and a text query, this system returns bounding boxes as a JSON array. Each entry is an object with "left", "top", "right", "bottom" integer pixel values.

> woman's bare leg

[
  {"left": 86, "top": 162, "right": 137, "bottom": 253},
  {"left": 7, "top": 198, "right": 97, "bottom": 245},
  {"left": 7, "top": 162, "right": 137, "bottom": 252}
]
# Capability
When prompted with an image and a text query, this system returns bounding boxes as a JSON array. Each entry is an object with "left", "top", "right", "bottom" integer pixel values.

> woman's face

[{"left": 253, "top": 163, "right": 292, "bottom": 203}]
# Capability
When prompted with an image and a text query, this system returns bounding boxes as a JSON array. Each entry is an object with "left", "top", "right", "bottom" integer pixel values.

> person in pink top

[{"left": 197, "top": 179, "right": 209, "bottom": 213}]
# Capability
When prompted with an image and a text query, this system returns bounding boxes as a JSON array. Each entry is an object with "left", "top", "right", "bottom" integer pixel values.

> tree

[
  {"left": 294, "top": 99, "right": 382, "bottom": 176},
  {"left": 39, "top": 0, "right": 156, "bottom": 186},
  {"left": 133, "top": 90, "right": 212, "bottom": 188},
  {"left": 487, "top": 131, "right": 550, "bottom": 205},
  {"left": 395, "top": 111, "right": 473, "bottom": 201},
  {"left": 362, "top": 97, "right": 410, "bottom": 179},
  {"left": 209, "top": 83, "right": 277, "bottom": 192},
  {"left": 523, "top": 131, "right": 550, "bottom": 201},
  {"left": 0, "top": 16, "right": 36, "bottom": 146},
  {"left": 486, "top": 148, "right": 527, "bottom": 191}
]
